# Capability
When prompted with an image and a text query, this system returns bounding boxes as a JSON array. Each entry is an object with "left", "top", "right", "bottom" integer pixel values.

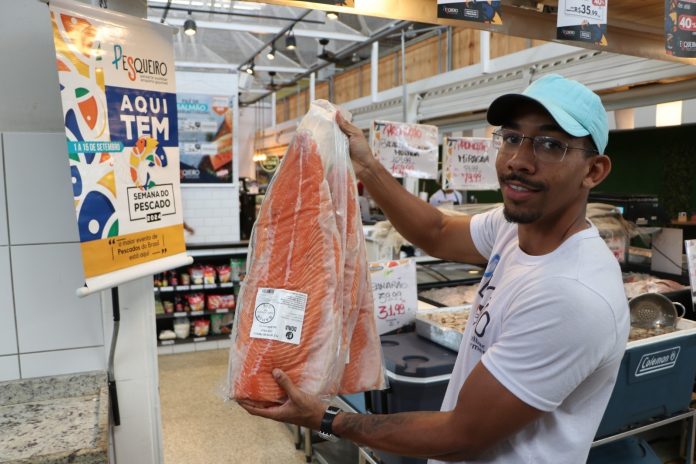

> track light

[
  {"left": 327, "top": 11, "right": 338, "bottom": 20},
  {"left": 351, "top": 52, "right": 360, "bottom": 63},
  {"left": 246, "top": 62, "right": 255, "bottom": 75},
  {"left": 285, "top": 30, "right": 296, "bottom": 51},
  {"left": 183, "top": 15, "right": 197, "bottom": 36},
  {"left": 266, "top": 43, "right": 276, "bottom": 60}
]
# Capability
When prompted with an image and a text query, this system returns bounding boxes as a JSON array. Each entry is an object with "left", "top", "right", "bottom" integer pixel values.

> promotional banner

[
  {"left": 556, "top": 0, "right": 608, "bottom": 45},
  {"left": 369, "top": 259, "right": 418, "bottom": 335},
  {"left": 49, "top": 0, "right": 191, "bottom": 296},
  {"left": 666, "top": 0, "right": 696, "bottom": 58},
  {"left": 177, "top": 93, "right": 234, "bottom": 183},
  {"left": 443, "top": 137, "right": 498, "bottom": 190},
  {"left": 370, "top": 120, "right": 439, "bottom": 179},
  {"left": 437, "top": 0, "right": 503, "bottom": 24}
]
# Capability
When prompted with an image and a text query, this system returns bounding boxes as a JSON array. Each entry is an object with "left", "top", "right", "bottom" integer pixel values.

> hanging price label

[
  {"left": 443, "top": 137, "right": 498, "bottom": 191},
  {"left": 686, "top": 240, "right": 696, "bottom": 305},
  {"left": 557, "top": 0, "right": 608, "bottom": 45},
  {"left": 369, "top": 259, "right": 418, "bottom": 335},
  {"left": 370, "top": 120, "right": 438, "bottom": 179}
]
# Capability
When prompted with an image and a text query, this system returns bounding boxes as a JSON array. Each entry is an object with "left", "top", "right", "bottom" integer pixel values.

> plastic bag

[{"left": 227, "top": 100, "right": 386, "bottom": 404}]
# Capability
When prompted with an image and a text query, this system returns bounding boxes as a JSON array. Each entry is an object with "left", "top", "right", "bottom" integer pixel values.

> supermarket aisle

[{"left": 159, "top": 349, "right": 307, "bottom": 464}]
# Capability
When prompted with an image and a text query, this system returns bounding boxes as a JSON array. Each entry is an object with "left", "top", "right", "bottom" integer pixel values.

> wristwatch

[{"left": 317, "top": 406, "right": 342, "bottom": 442}]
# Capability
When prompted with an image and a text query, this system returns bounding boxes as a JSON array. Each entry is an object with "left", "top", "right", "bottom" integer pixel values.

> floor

[{"left": 158, "top": 349, "right": 308, "bottom": 464}]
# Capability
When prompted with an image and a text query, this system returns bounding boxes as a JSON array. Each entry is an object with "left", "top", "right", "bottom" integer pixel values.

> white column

[
  {"left": 480, "top": 31, "right": 491, "bottom": 74},
  {"left": 371, "top": 41, "right": 379, "bottom": 102},
  {"left": 309, "top": 72, "right": 316, "bottom": 102},
  {"left": 271, "top": 92, "right": 276, "bottom": 127}
]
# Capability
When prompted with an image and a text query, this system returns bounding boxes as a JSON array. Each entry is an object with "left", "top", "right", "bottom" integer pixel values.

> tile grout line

[{"left": 2, "top": 133, "right": 22, "bottom": 379}]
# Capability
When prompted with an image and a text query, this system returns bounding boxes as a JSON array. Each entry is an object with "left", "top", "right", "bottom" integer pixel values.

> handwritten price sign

[
  {"left": 370, "top": 120, "right": 438, "bottom": 179},
  {"left": 686, "top": 240, "right": 696, "bottom": 306},
  {"left": 369, "top": 259, "right": 417, "bottom": 335},
  {"left": 443, "top": 137, "right": 498, "bottom": 190}
]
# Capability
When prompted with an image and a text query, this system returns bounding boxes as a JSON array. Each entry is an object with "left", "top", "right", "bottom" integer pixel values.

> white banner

[
  {"left": 369, "top": 259, "right": 418, "bottom": 335},
  {"left": 370, "top": 120, "right": 438, "bottom": 179},
  {"left": 49, "top": 0, "right": 191, "bottom": 296},
  {"left": 443, "top": 137, "right": 498, "bottom": 190}
]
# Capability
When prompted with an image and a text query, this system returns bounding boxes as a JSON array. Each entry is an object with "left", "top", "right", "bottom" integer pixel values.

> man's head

[{"left": 486, "top": 74, "right": 611, "bottom": 225}]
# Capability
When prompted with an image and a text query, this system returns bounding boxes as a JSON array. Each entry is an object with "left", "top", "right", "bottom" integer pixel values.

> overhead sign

[
  {"left": 666, "top": 1, "right": 696, "bottom": 57},
  {"left": 443, "top": 137, "right": 498, "bottom": 190},
  {"left": 437, "top": 0, "right": 503, "bottom": 24},
  {"left": 49, "top": 0, "right": 191, "bottom": 296},
  {"left": 556, "top": 0, "right": 608, "bottom": 45},
  {"left": 369, "top": 259, "right": 418, "bottom": 335},
  {"left": 370, "top": 120, "right": 438, "bottom": 179},
  {"left": 259, "top": 155, "right": 280, "bottom": 173}
]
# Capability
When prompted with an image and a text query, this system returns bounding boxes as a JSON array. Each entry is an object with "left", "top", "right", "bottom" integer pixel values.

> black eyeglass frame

[{"left": 492, "top": 129, "right": 599, "bottom": 163}]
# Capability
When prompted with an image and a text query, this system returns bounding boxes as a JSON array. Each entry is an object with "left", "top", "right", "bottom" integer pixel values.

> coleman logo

[
  {"left": 635, "top": 346, "right": 680, "bottom": 377},
  {"left": 443, "top": 7, "right": 459, "bottom": 14}
]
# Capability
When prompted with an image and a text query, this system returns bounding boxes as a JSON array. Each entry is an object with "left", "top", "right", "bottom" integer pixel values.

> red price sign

[
  {"left": 377, "top": 303, "right": 407, "bottom": 320},
  {"left": 678, "top": 15, "right": 696, "bottom": 32}
]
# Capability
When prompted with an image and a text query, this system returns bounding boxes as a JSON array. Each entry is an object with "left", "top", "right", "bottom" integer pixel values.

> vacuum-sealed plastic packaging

[{"left": 227, "top": 100, "right": 386, "bottom": 404}]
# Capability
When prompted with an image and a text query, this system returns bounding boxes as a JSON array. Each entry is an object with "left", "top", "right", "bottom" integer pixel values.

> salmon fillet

[{"left": 228, "top": 100, "right": 385, "bottom": 404}]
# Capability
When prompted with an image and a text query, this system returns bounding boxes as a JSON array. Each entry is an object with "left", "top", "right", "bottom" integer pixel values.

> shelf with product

[{"left": 154, "top": 246, "right": 247, "bottom": 352}]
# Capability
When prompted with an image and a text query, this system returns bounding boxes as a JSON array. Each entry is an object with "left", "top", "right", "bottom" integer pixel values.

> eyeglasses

[{"left": 492, "top": 129, "right": 599, "bottom": 163}]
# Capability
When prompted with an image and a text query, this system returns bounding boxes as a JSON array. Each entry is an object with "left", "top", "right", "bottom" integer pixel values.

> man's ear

[{"left": 582, "top": 154, "right": 611, "bottom": 189}]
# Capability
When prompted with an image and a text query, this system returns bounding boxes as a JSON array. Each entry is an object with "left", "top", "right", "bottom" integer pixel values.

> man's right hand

[{"left": 336, "top": 112, "right": 375, "bottom": 178}]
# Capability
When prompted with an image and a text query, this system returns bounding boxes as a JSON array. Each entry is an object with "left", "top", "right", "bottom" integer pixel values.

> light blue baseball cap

[{"left": 487, "top": 74, "right": 608, "bottom": 154}]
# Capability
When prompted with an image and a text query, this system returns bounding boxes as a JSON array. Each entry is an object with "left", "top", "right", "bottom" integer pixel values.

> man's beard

[{"left": 503, "top": 206, "right": 542, "bottom": 224}]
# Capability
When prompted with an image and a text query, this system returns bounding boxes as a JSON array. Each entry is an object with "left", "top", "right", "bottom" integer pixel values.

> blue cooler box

[
  {"left": 596, "top": 319, "right": 696, "bottom": 438},
  {"left": 370, "top": 332, "right": 457, "bottom": 464}
]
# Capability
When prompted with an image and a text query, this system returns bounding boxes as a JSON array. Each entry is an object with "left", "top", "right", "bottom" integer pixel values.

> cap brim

[{"left": 487, "top": 94, "right": 589, "bottom": 138}]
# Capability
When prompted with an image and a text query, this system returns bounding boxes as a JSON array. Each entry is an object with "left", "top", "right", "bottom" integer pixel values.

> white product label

[{"left": 250, "top": 288, "right": 308, "bottom": 345}]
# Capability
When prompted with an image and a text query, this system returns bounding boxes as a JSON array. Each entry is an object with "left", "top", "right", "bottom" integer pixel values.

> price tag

[
  {"left": 443, "top": 137, "right": 498, "bottom": 190},
  {"left": 219, "top": 282, "right": 234, "bottom": 288},
  {"left": 175, "top": 285, "right": 190, "bottom": 291},
  {"left": 369, "top": 259, "right": 418, "bottom": 335},
  {"left": 370, "top": 120, "right": 438, "bottom": 179},
  {"left": 204, "top": 283, "right": 217, "bottom": 289},
  {"left": 190, "top": 311, "right": 204, "bottom": 316},
  {"left": 216, "top": 309, "right": 230, "bottom": 314},
  {"left": 190, "top": 284, "right": 203, "bottom": 290},
  {"left": 173, "top": 312, "right": 187, "bottom": 317},
  {"left": 160, "top": 340, "right": 174, "bottom": 346},
  {"left": 194, "top": 337, "right": 207, "bottom": 342},
  {"left": 160, "top": 286, "right": 174, "bottom": 292},
  {"left": 556, "top": 0, "right": 608, "bottom": 45},
  {"left": 250, "top": 288, "right": 307, "bottom": 345}
]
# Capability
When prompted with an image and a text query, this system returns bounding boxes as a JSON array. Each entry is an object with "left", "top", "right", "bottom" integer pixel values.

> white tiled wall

[
  {"left": 19, "top": 347, "right": 105, "bottom": 379},
  {"left": 0, "top": 355, "right": 20, "bottom": 382},
  {"left": 181, "top": 185, "right": 240, "bottom": 244},
  {"left": 0, "top": 247, "right": 17, "bottom": 356},
  {"left": 0, "top": 135, "right": 8, "bottom": 246},
  {"left": 12, "top": 243, "right": 103, "bottom": 353},
  {"left": 3, "top": 133, "right": 79, "bottom": 245}
]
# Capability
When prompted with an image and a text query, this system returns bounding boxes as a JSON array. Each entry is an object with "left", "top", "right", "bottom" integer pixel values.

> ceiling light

[
  {"left": 246, "top": 62, "right": 255, "bottom": 75},
  {"left": 266, "top": 44, "right": 276, "bottom": 60},
  {"left": 233, "top": 1, "right": 263, "bottom": 10},
  {"left": 351, "top": 52, "right": 360, "bottom": 63},
  {"left": 183, "top": 17, "right": 197, "bottom": 36},
  {"left": 285, "top": 30, "right": 296, "bottom": 50},
  {"left": 327, "top": 11, "right": 338, "bottom": 20}
]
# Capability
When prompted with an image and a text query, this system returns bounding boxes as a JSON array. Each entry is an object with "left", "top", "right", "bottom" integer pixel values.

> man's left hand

[{"left": 238, "top": 368, "right": 327, "bottom": 429}]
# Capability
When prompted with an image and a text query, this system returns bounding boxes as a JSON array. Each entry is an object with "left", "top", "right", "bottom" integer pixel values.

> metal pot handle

[{"left": 673, "top": 302, "right": 686, "bottom": 318}]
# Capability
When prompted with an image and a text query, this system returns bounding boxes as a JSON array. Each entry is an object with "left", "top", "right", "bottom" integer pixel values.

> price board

[
  {"left": 443, "top": 137, "right": 498, "bottom": 190},
  {"left": 436, "top": 0, "right": 503, "bottom": 24},
  {"left": 369, "top": 259, "right": 418, "bottom": 335},
  {"left": 370, "top": 120, "right": 438, "bottom": 179},
  {"left": 666, "top": 1, "right": 696, "bottom": 58},
  {"left": 556, "top": 0, "right": 608, "bottom": 45}
]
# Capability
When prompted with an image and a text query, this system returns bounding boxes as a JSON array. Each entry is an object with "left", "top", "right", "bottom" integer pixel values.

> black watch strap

[{"left": 319, "top": 406, "right": 342, "bottom": 438}]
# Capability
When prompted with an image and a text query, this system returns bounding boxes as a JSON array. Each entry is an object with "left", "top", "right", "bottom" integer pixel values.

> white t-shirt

[
  {"left": 429, "top": 207, "right": 629, "bottom": 464},
  {"left": 430, "top": 189, "right": 463, "bottom": 206}
]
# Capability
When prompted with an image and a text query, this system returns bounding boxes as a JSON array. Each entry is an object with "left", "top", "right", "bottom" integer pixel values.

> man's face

[{"left": 495, "top": 103, "right": 594, "bottom": 225}]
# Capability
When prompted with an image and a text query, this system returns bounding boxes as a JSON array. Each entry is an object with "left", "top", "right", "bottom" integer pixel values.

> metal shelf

[
  {"left": 156, "top": 309, "right": 232, "bottom": 320},
  {"left": 157, "top": 333, "right": 230, "bottom": 347},
  {"left": 154, "top": 282, "right": 238, "bottom": 293}
]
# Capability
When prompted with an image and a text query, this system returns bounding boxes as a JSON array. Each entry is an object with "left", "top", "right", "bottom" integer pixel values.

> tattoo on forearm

[{"left": 340, "top": 412, "right": 409, "bottom": 438}]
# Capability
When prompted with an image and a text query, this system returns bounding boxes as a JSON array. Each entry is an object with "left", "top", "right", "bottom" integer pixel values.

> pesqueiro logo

[
  {"left": 635, "top": 346, "right": 680, "bottom": 377},
  {"left": 112, "top": 45, "right": 168, "bottom": 82}
]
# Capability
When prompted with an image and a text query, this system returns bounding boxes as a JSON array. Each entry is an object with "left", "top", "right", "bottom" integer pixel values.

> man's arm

[
  {"left": 240, "top": 363, "right": 543, "bottom": 461},
  {"left": 336, "top": 114, "right": 486, "bottom": 264}
]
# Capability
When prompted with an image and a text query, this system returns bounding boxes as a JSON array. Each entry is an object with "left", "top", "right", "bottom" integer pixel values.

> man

[
  {"left": 240, "top": 74, "right": 629, "bottom": 463},
  {"left": 429, "top": 184, "right": 464, "bottom": 206}
]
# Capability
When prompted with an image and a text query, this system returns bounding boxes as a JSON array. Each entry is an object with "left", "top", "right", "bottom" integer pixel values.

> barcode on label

[{"left": 261, "top": 289, "right": 274, "bottom": 294}]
